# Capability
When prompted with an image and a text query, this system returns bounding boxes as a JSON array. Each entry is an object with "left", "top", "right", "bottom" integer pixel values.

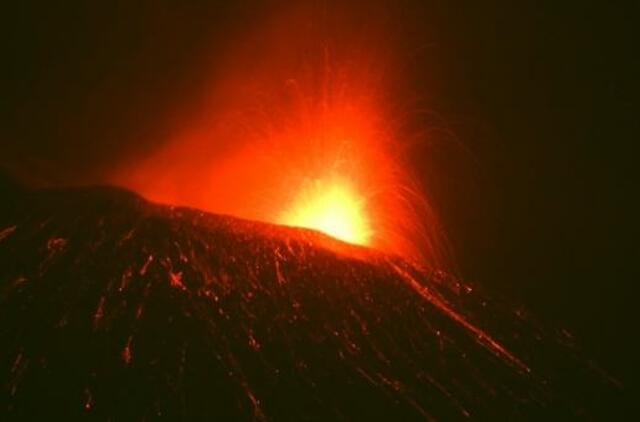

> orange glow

[
  {"left": 279, "top": 177, "right": 371, "bottom": 245},
  {"left": 109, "top": 4, "right": 448, "bottom": 265}
]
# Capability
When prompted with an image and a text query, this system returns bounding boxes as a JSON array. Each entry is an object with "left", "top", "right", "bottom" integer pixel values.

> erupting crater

[{"left": 110, "top": 4, "right": 444, "bottom": 265}]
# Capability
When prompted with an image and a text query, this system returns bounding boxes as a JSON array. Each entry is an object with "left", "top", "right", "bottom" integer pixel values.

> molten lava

[{"left": 278, "top": 176, "right": 371, "bottom": 245}]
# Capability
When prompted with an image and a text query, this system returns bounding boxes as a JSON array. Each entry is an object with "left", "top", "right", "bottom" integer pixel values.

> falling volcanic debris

[{"left": 0, "top": 177, "right": 622, "bottom": 420}]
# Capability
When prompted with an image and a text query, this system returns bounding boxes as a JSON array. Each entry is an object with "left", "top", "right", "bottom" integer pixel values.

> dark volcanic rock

[{"left": 0, "top": 183, "right": 623, "bottom": 420}]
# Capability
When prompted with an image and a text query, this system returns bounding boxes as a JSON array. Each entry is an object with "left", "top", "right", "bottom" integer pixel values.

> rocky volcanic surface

[{"left": 0, "top": 180, "right": 623, "bottom": 420}]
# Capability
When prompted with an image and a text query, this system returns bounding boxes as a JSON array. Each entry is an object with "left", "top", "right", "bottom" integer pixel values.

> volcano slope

[{"left": 0, "top": 181, "right": 623, "bottom": 420}]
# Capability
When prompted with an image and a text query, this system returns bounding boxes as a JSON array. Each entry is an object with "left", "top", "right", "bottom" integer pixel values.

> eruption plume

[{"left": 111, "top": 4, "right": 446, "bottom": 266}]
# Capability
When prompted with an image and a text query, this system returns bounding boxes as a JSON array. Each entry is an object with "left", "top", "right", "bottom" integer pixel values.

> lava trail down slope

[{"left": 0, "top": 181, "right": 622, "bottom": 420}]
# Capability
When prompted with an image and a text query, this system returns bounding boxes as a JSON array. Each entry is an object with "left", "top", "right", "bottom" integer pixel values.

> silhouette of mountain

[{"left": 0, "top": 182, "right": 622, "bottom": 420}]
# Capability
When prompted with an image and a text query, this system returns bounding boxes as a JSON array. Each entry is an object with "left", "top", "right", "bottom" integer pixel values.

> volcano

[{"left": 0, "top": 178, "right": 623, "bottom": 420}]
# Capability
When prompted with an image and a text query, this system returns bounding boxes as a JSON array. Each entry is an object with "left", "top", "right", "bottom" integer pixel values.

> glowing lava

[
  {"left": 279, "top": 177, "right": 371, "bottom": 245},
  {"left": 109, "top": 4, "right": 449, "bottom": 266}
]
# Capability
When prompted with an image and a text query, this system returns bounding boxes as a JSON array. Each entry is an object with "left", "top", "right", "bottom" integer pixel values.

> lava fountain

[{"left": 111, "top": 4, "right": 446, "bottom": 266}]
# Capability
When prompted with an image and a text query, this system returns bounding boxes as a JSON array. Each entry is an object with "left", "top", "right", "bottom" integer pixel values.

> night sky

[{"left": 2, "top": 1, "right": 638, "bottom": 388}]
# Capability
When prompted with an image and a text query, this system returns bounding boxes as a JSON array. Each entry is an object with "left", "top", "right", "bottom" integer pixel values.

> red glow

[{"left": 111, "top": 5, "right": 444, "bottom": 264}]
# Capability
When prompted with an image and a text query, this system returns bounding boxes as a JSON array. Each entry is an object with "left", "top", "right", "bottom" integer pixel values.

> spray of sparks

[{"left": 111, "top": 5, "right": 446, "bottom": 265}]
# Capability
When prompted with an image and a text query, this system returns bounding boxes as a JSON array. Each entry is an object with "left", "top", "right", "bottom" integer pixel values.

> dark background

[{"left": 2, "top": 1, "right": 638, "bottom": 390}]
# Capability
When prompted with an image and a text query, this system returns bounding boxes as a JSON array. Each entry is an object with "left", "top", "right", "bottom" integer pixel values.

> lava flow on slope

[{"left": 0, "top": 178, "right": 622, "bottom": 420}]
